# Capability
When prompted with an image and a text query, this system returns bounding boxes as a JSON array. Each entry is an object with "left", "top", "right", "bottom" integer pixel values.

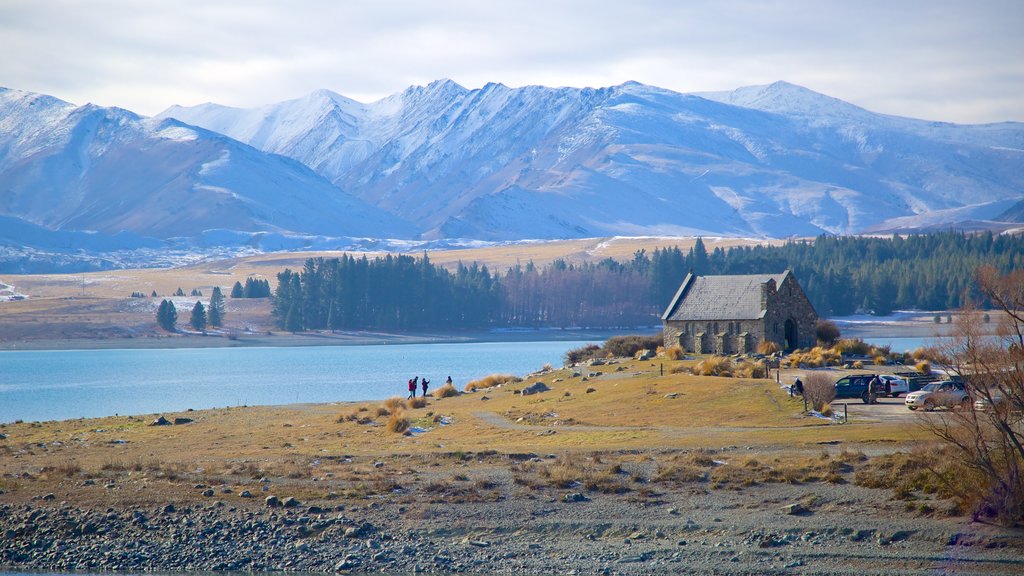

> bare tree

[
  {"left": 802, "top": 373, "right": 836, "bottom": 412},
  {"left": 923, "top": 266, "right": 1024, "bottom": 526}
]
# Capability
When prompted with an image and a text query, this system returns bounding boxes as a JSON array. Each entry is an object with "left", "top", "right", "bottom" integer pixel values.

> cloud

[{"left": 1, "top": 0, "right": 1021, "bottom": 123}]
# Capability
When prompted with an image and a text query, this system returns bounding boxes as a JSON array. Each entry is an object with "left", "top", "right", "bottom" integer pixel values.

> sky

[{"left": 1, "top": 0, "right": 1021, "bottom": 124}]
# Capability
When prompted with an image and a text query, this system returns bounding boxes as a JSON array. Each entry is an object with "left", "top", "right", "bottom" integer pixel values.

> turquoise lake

[{"left": 0, "top": 340, "right": 590, "bottom": 423}]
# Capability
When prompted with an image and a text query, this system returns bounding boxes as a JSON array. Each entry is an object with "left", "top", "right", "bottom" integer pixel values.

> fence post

[{"left": 844, "top": 403, "right": 848, "bottom": 423}]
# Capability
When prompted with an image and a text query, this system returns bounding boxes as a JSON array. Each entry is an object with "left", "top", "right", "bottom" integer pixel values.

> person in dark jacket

[{"left": 421, "top": 378, "right": 429, "bottom": 397}]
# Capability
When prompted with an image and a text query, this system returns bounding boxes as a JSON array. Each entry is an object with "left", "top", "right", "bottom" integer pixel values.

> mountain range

[{"left": 1, "top": 79, "right": 1022, "bottom": 268}]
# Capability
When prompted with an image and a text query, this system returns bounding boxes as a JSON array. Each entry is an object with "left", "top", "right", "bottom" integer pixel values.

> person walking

[
  {"left": 421, "top": 378, "right": 429, "bottom": 397},
  {"left": 408, "top": 378, "right": 417, "bottom": 399}
]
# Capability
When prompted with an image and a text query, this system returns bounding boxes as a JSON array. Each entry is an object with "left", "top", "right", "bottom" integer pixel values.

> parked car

[
  {"left": 974, "top": 394, "right": 1008, "bottom": 412},
  {"left": 905, "top": 380, "right": 970, "bottom": 411},
  {"left": 833, "top": 374, "right": 886, "bottom": 404},
  {"left": 878, "top": 375, "right": 909, "bottom": 397}
]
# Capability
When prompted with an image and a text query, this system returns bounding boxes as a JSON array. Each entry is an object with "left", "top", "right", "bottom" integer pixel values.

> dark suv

[{"left": 833, "top": 374, "right": 885, "bottom": 404}]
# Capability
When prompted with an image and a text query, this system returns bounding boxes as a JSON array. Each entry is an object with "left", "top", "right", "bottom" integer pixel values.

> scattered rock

[
  {"left": 239, "top": 490, "right": 252, "bottom": 498},
  {"left": 173, "top": 417, "right": 193, "bottom": 425},
  {"left": 781, "top": 503, "right": 809, "bottom": 516},
  {"left": 282, "top": 496, "right": 301, "bottom": 508},
  {"left": 586, "top": 387, "right": 596, "bottom": 394},
  {"left": 521, "top": 382, "right": 551, "bottom": 396},
  {"left": 265, "top": 495, "right": 281, "bottom": 507},
  {"left": 149, "top": 416, "right": 171, "bottom": 426},
  {"left": 664, "top": 393, "right": 679, "bottom": 399},
  {"left": 202, "top": 489, "right": 215, "bottom": 497},
  {"left": 563, "top": 492, "right": 589, "bottom": 503}
]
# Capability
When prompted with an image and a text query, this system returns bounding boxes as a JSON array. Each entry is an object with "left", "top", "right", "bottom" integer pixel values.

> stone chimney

[{"left": 760, "top": 279, "right": 776, "bottom": 310}]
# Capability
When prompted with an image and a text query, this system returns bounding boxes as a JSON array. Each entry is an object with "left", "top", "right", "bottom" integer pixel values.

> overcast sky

[{"left": 2, "top": 0, "right": 1021, "bottom": 123}]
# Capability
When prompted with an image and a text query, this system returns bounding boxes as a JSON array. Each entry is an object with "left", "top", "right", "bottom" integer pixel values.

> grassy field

[{"left": 0, "top": 356, "right": 931, "bottom": 507}]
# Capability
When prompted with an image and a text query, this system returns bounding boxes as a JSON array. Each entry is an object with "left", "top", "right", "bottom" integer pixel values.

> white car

[
  {"left": 878, "top": 375, "right": 909, "bottom": 397},
  {"left": 905, "top": 381, "right": 969, "bottom": 411}
]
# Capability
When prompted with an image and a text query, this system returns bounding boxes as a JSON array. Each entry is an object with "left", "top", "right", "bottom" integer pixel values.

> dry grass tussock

[
  {"left": 664, "top": 344, "right": 685, "bottom": 360},
  {"left": 916, "top": 360, "right": 932, "bottom": 374},
  {"left": 409, "top": 397, "right": 428, "bottom": 409},
  {"left": 384, "top": 397, "right": 408, "bottom": 412},
  {"left": 464, "top": 374, "right": 522, "bottom": 392},
  {"left": 386, "top": 409, "right": 410, "bottom": 434},
  {"left": 689, "top": 357, "right": 767, "bottom": 379},
  {"left": 655, "top": 450, "right": 865, "bottom": 488},
  {"left": 787, "top": 346, "right": 841, "bottom": 368},
  {"left": 757, "top": 340, "right": 781, "bottom": 355},
  {"left": 691, "top": 356, "right": 734, "bottom": 377},
  {"left": 433, "top": 383, "right": 459, "bottom": 398},
  {"left": 853, "top": 445, "right": 972, "bottom": 515}
]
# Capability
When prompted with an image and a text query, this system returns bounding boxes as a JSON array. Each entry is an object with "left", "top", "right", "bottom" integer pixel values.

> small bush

[
  {"left": 603, "top": 334, "right": 663, "bottom": 358},
  {"left": 384, "top": 397, "right": 407, "bottom": 412},
  {"left": 873, "top": 355, "right": 888, "bottom": 366},
  {"left": 803, "top": 373, "right": 836, "bottom": 412},
  {"left": 692, "top": 356, "right": 733, "bottom": 377},
  {"left": 436, "top": 383, "right": 460, "bottom": 398},
  {"left": 465, "top": 374, "right": 522, "bottom": 392},
  {"left": 852, "top": 360, "right": 864, "bottom": 369},
  {"left": 757, "top": 340, "right": 781, "bottom": 355},
  {"left": 409, "top": 397, "right": 428, "bottom": 409},
  {"left": 665, "top": 345, "right": 685, "bottom": 360},
  {"left": 375, "top": 407, "right": 390, "bottom": 417},
  {"left": 916, "top": 360, "right": 932, "bottom": 374},
  {"left": 386, "top": 409, "right": 410, "bottom": 433},
  {"left": 816, "top": 319, "right": 841, "bottom": 346},
  {"left": 565, "top": 344, "right": 602, "bottom": 365}
]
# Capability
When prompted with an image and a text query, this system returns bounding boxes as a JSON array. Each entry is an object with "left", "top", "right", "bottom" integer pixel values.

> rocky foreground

[{"left": 3, "top": 470, "right": 1022, "bottom": 575}]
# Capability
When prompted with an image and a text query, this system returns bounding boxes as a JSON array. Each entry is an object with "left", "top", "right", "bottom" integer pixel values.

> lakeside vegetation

[{"left": 269, "top": 231, "right": 1024, "bottom": 331}]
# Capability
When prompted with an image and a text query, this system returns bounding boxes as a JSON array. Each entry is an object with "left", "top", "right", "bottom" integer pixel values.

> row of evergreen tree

[
  {"left": 155, "top": 286, "right": 226, "bottom": 332},
  {"left": 269, "top": 231, "right": 1024, "bottom": 331}
]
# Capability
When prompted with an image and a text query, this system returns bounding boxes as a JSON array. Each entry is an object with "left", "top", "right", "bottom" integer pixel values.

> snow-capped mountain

[
  {"left": 0, "top": 87, "right": 412, "bottom": 241},
  {"left": 161, "top": 80, "right": 1024, "bottom": 240}
]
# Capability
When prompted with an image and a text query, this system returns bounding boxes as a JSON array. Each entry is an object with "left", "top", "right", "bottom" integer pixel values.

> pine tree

[
  {"left": 208, "top": 286, "right": 225, "bottom": 327},
  {"left": 190, "top": 301, "right": 207, "bottom": 331},
  {"left": 157, "top": 300, "right": 177, "bottom": 331},
  {"left": 230, "top": 281, "right": 244, "bottom": 298},
  {"left": 174, "top": 287, "right": 185, "bottom": 297},
  {"left": 151, "top": 290, "right": 158, "bottom": 297}
]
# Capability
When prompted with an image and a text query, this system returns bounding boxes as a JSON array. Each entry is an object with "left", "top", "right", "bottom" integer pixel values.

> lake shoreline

[
  {"left": 0, "top": 327, "right": 659, "bottom": 352},
  {"left": 0, "top": 309, "right": 974, "bottom": 352}
]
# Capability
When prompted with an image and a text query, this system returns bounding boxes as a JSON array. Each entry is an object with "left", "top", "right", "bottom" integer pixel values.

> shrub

[
  {"left": 565, "top": 344, "right": 602, "bottom": 364},
  {"left": 852, "top": 360, "right": 864, "bottom": 369},
  {"left": 436, "top": 383, "right": 460, "bottom": 398},
  {"left": 916, "top": 360, "right": 932, "bottom": 374},
  {"left": 409, "top": 397, "right": 428, "bottom": 409},
  {"left": 834, "top": 338, "right": 871, "bottom": 356},
  {"left": 655, "top": 346, "right": 665, "bottom": 356},
  {"left": 816, "top": 319, "right": 841, "bottom": 346},
  {"left": 375, "top": 407, "right": 390, "bottom": 417},
  {"left": 603, "top": 334, "right": 663, "bottom": 358},
  {"left": 692, "top": 356, "right": 733, "bottom": 377},
  {"left": 734, "top": 360, "right": 768, "bottom": 379},
  {"left": 874, "top": 355, "right": 888, "bottom": 366},
  {"left": 757, "top": 340, "right": 781, "bottom": 355},
  {"left": 383, "top": 397, "right": 407, "bottom": 413},
  {"left": 665, "top": 345, "right": 685, "bottom": 360},
  {"left": 802, "top": 373, "right": 836, "bottom": 412},
  {"left": 386, "top": 409, "right": 410, "bottom": 433},
  {"left": 465, "top": 374, "right": 522, "bottom": 392}
]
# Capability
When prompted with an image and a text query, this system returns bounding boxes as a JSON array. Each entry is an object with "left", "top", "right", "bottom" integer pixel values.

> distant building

[{"left": 661, "top": 271, "right": 818, "bottom": 354}]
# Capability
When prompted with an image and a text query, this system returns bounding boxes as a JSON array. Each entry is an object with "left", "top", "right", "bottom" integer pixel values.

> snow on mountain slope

[
  {"left": 0, "top": 87, "right": 413, "bottom": 240},
  {"left": 161, "top": 80, "right": 1024, "bottom": 240}
]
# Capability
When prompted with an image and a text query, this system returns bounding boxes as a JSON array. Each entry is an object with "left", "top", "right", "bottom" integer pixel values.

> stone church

[{"left": 661, "top": 271, "right": 818, "bottom": 354}]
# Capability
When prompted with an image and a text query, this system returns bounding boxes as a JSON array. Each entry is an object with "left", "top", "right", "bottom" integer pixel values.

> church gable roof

[{"left": 662, "top": 272, "right": 790, "bottom": 322}]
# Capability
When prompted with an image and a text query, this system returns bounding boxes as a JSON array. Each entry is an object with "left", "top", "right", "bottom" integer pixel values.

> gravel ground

[{"left": 3, "top": 452, "right": 1022, "bottom": 575}]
